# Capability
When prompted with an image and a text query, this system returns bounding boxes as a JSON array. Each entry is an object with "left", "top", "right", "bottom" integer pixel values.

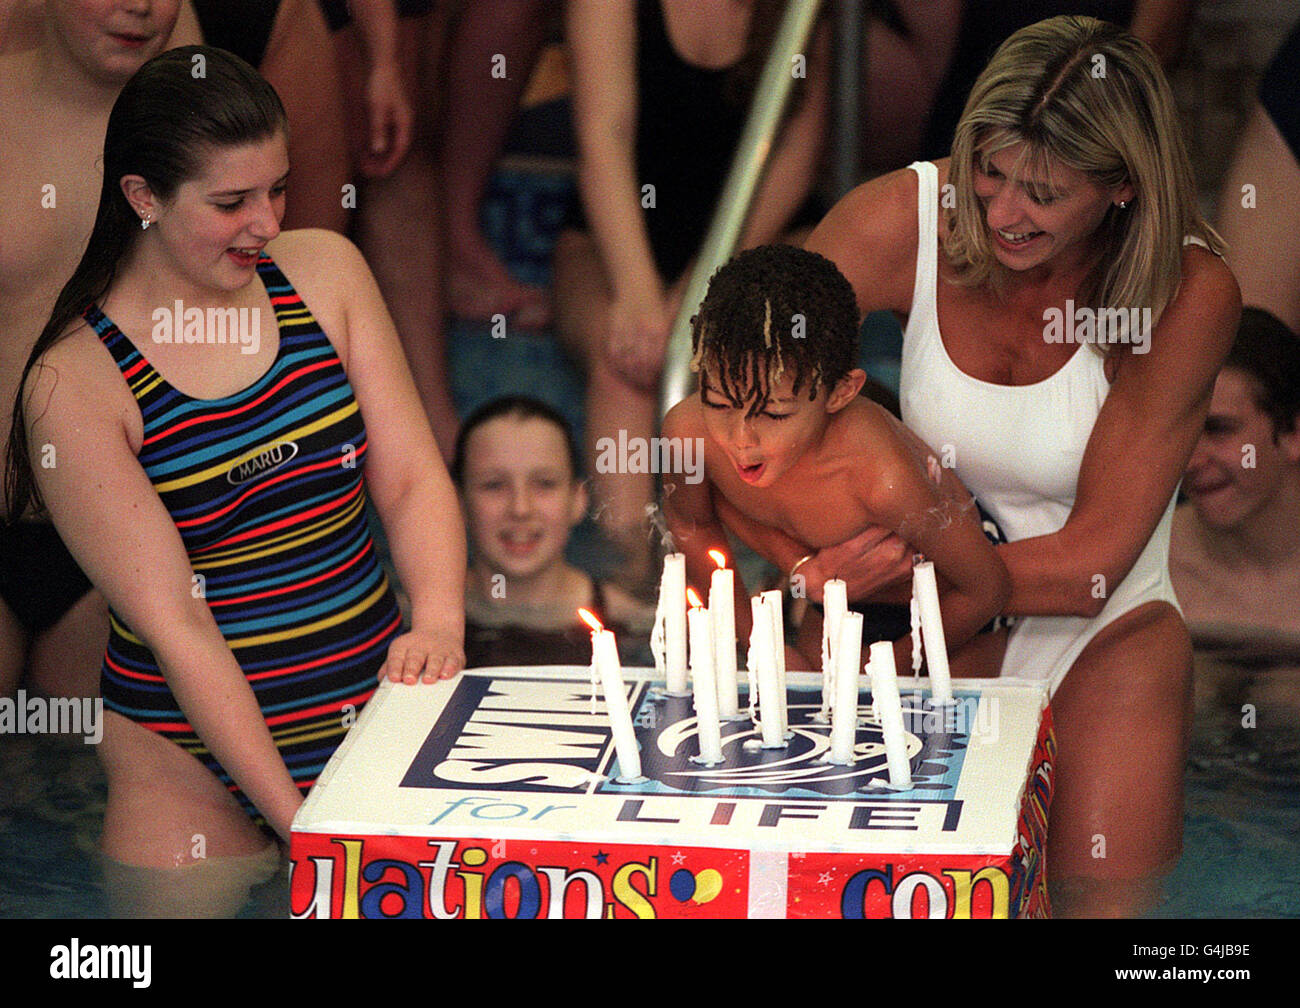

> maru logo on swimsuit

[{"left": 226, "top": 441, "right": 299, "bottom": 486}]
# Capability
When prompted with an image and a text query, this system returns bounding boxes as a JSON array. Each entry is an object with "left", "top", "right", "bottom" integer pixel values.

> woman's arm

[
  {"left": 736, "top": 19, "right": 832, "bottom": 251},
  {"left": 860, "top": 0, "right": 962, "bottom": 173},
  {"left": 27, "top": 336, "right": 304, "bottom": 840},
  {"left": 342, "top": 0, "right": 412, "bottom": 177},
  {"left": 1218, "top": 102, "right": 1300, "bottom": 334},
  {"left": 566, "top": 0, "right": 669, "bottom": 358},
  {"left": 316, "top": 232, "right": 467, "bottom": 680},
  {"left": 998, "top": 252, "right": 1241, "bottom": 618}
]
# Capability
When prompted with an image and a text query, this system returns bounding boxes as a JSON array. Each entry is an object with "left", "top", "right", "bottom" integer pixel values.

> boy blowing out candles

[{"left": 663, "top": 244, "right": 1010, "bottom": 674}]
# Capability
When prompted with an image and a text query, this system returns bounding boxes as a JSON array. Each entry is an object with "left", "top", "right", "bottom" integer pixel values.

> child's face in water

[
  {"left": 460, "top": 415, "right": 587, "bottom": 582},
  {"left": 700, "top": 364, "right": 859, "bottom": 489}
]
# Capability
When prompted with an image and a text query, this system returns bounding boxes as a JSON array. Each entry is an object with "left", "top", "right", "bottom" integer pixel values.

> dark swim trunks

[
  {"left": 0, "top": 521, "right": 94, "bottom": 635},
  {"left": 191, "top": 0, "right": 281, "bottom": 68}
]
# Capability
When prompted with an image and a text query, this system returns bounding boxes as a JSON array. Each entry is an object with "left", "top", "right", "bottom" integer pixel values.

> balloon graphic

[
  {"left": 692, "top": 869, "right": 722, "bottom": 905},
  {"left": 669, "top": 869, "right": 696, "bottom": 902}
]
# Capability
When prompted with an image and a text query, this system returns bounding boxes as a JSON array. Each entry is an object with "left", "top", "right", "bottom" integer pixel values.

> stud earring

[
  {"left": 1117, "top": 200, "right": 1129, "bottom": 211},
  {"left": 141, "top": 215, "right": 152, "bottom": 230}
]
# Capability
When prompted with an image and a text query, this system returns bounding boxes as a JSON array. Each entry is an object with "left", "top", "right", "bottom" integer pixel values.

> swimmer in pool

[
  {"left": 663, "top": 244, "right": 1011, "bottom": 675},
  {"left": 5, "top": 47, "right": 464, "bottom": 916},
  {"left": 1171, "top": 307, "right": 1300, "bottom": 644},
  {"left": 453, "top": 396, "right": 653, "bottom": 668},
  {"left": 0, "top": 0, "right": 198, "bottom": 703}
]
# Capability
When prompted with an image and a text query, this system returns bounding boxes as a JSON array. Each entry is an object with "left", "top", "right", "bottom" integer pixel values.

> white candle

[
  {"left": 652, "top": 553, "right": 689, "bottom": 694},
  {"left": 744, "top": 598, "right": 761, "bottom": 722},
  {"left": 749, "top": 595, "right": 784, "bottom": 747},
  {"left": 910, "top": 593, "right": 923, "bottom": 676},
  {"left": 912, "top": 560, "right": 953, "bottom": 704},
  {"left": 827, "top": 611, "right": 864, "bottom": 764},
  {"left": 587, "top": 619, "right": 641, "bottom": 781},
  {"left": 708, "top": 555, "right": 740, "bottom": 718},
  {"left": 820, "top": 579, "right": 848, "bottom": 719},
  {"left": 761, "top": 590, "right": 789, "bottom": 737},
  {"left": 868, "top": 640, "right": 912, "bottom": 788},
  {"left": 688, "top": 602, "right": 724, "bottom": 765}
]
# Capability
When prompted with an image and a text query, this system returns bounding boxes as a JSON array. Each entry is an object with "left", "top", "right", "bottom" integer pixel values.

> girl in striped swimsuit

[{"left": 5, "top": 47, "right": 465, "bottom": 916}]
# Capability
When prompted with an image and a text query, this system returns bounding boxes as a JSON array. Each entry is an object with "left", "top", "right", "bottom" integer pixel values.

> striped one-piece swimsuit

[{"left": 88, "top": 253, "right": 402, "bottom": 824}]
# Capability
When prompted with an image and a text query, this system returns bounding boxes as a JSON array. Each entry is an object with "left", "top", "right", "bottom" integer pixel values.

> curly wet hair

[{"left": 690, "top": 244, "right": 858, "bottom": 415}]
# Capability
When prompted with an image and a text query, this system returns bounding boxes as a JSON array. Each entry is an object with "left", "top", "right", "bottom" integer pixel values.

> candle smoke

[
  {"left": 644, "top": 502, "right": 677, "bottom": 554},
  {"left": 897, "top": 494, "right": 978, "bottom": 538}
]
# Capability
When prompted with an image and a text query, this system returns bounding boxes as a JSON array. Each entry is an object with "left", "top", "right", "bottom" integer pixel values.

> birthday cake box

[{"left": 289, "top": 666, "right": 1054, "bottom": 918}]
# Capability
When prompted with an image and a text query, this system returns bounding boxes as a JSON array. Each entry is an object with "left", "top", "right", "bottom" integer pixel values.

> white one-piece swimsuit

[{"left": 898, "top": 160, "right": 1180, "bottom": 695}]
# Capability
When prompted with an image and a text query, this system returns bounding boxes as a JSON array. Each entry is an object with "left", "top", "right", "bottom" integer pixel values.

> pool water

[
  {"left": 1, "top": 654, "right": 1294, "bottom": 918},
  {"left": 1146, "top": 657, "right": 1300, "bottom": 918}
]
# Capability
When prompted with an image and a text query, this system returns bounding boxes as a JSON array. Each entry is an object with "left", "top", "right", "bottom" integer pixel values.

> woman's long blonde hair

[{"left": 944, "top": 16, "right": 1222, "bottom": 344}]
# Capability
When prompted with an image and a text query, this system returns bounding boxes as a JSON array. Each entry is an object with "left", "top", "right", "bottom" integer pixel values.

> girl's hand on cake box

[{"left": 381, "top": 626, "right": 466, "bottom": 684}]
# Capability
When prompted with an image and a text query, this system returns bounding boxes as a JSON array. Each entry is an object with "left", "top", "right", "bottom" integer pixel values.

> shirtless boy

[
  {"left": 0, "top": 1, "right": 196, "bottom": 697},
  {"left": 1171, "top": 306, "right": 1300, "bottom": 644},
  {"left": 663, "top": 244, "right": 1010, "bottom": 672}
]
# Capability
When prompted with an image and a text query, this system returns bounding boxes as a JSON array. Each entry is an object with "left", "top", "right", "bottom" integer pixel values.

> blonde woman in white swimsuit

[{"left": 802, "top": 17, "right": 1241, "bottom": 916}]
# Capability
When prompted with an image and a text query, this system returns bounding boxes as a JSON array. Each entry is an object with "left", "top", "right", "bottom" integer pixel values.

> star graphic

[
  {"left": 671, "top": 851, "right": 687, "bottom": 865},
  {"left": 818, "top": 872, "right": 834, "bottom": 886},
  {"left": 594, "top": 851, "right": 609, "bottom": 865}
]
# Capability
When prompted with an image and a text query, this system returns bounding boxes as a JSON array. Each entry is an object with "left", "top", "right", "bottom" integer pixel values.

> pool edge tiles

[{"left": 290, "top": 666, "right": 1052, "bottom": 918}]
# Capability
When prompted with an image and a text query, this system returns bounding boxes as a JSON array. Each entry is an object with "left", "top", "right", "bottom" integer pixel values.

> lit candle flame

[
  {"left": 708, "top": 549, "right": 727, "bottom": 569},
  {"left": 686, "top": 587, "right": 704, "bottom": 609},
  {"left": 577, "top": 607, "right": 603, "bottom": 632}
]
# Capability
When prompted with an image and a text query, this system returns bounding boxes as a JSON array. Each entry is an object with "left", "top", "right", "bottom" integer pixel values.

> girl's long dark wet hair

[{"left": 5, "top": 46, "right": 287, "bottom": 521}]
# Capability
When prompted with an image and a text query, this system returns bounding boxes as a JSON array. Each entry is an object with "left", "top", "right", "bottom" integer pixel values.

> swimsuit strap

[
  {"left": 87, "top": 252, "right": 331, "bottom": 408},
  {"left": 906, "top": 160, "right": 940, "bottom": 323}
]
